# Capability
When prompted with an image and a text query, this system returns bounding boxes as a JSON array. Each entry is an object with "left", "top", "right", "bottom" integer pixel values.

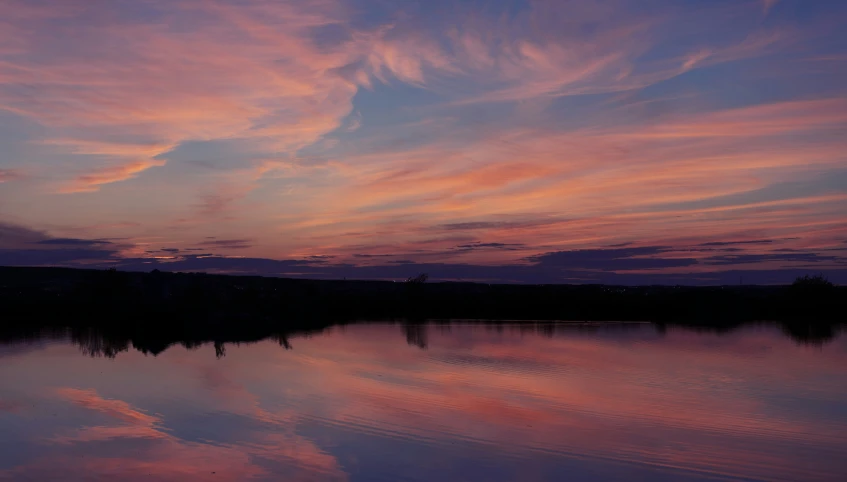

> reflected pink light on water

[{"left": 0, "top": 324, "right": 845, "bottom": 481}]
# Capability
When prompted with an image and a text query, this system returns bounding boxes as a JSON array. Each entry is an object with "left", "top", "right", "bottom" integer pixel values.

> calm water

[{"left": 1, "top": 323, "right": 846, "bottom": 481}]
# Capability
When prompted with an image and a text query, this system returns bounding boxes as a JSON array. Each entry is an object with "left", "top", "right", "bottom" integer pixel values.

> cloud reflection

[{"left": 0, "top": 324, "right": 845, "bottom": 481}]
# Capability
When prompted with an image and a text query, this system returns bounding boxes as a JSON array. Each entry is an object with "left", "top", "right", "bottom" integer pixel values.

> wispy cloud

[
  {"left": 58, "top": 160, "right": 167, "bottom": 193},
  {"left": 0, "top": 0, "right": 367, "bottom": 191}
]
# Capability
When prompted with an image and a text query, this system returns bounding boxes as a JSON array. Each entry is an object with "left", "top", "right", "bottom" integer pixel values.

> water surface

[{"left": 1, "top": 322, "right": 846, "bottom": 481}]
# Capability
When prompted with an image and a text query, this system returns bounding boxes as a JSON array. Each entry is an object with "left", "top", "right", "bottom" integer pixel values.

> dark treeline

[{"left": 1, "top": 266, "right": 843, "bottom": 355}]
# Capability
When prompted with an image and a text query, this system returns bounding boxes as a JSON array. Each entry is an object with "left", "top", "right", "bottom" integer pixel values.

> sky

[{"left": 1, "top": 0, "right": 846, "bottom": 284}]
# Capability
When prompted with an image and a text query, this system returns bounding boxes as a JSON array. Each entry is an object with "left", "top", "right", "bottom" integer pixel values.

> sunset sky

[{"left": 1, "top": 0, "right": 846, "bottom": 283}]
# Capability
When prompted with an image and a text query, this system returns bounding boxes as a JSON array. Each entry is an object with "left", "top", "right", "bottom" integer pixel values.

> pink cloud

[
  {"left": 58, "top": 159, "right": 167, "bottom": 193},
  {"left": 0, "top": 0, "right": 367, "bottom": 192},
  {"left": 0, "top": 168, "right": 22, "bottom": 183},
  {"left": 259, "top": 95, "right": 847, "bottom": 265}
]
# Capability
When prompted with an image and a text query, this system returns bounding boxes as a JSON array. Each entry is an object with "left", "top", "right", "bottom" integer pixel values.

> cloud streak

[{"left": 2, "top": 219, "right": 845, "bottom": 284}]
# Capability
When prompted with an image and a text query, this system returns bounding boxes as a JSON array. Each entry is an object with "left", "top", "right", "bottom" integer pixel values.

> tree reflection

[
  {"left": 403, "top": 323, "right": 428, "bottom": 349},
  {"left": 0, "top": 319, "right": 842, "bottom": 359}
]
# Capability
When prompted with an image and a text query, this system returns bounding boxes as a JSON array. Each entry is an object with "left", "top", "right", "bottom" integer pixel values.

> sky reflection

[{"left": 1, "top": 323, "right": 846, "bottom": 481}]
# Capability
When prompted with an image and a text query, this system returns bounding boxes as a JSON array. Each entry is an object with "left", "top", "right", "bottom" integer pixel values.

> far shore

[{"left": 1, "top": 266, "right": 843, "bottom": 352}]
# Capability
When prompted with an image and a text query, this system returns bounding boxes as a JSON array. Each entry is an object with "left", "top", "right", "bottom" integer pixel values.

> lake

[{"left": 1, "top": 322, "right": 845, "bottom": 481}]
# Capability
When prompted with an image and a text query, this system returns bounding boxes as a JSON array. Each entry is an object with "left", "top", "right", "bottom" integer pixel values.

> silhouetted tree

[
  {"left": 405, "top": 273, "right": 429, "bottom": 284},
  {"left": 790, "top": 274, "right": 836, "bottom": 300},
  {"left": 793, "top": 274, "right": 834, "bottom": 288}
]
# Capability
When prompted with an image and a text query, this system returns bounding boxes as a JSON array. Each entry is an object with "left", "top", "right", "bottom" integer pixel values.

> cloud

[
  {"left": 0, "top": 220, "right": 122, "bottom": 265},
  {"left": 3, "top": 239, "right": 847, "bottom": 284},
  {"left": 439, "top": 219, "right": 566, "bottom": 231},
  {"left": 0, "top": 169, "right": 22, "bottom": 183},
  {"left": 456, "top": 242, "right": 526, "bottom": 251},
  {"left": 59, "top": 160, "right": 167, "bottom": 193},
  {"left": 36, "top": 238, "right": 111, "bottom": 247},
  {"left": 0, "top": 0, "right": 368, "bottom": 191},
  {"left": 198, "top": 239, "right": 255, "bottom": 250},
  {"left": 0, "top": 221, "right": 49, "bottom": 248},
  {"left": 698, "top": 240, "right": 774, "bottom": 247},
  {"left": 0, "top": 248, "right": 119, "bottom": 266},
  {"left": 703, "top": 252, "right": 840, "bottom": 266},
  {"left": 6, "top": 218, "right": 845, "bottom": 284},
  {"left": 612, "top": 99, "right": 847, "bottom": 140},
  {"left": 528, "top": 247, "right": 698, "bottom": 271},
  {"left": 0, "top": 0, "right": 799, "bottom": 196},
  {"left": 390, "top": 1, "right": 789, "bottom": 106},
  {"left": 285, "top": 95, "right": 846, "bottom": 262}
]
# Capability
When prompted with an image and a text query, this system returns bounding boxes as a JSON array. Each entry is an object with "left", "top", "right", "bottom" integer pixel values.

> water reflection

[{"left": 1, "top": 322, "right": 846, "bottom": 481}]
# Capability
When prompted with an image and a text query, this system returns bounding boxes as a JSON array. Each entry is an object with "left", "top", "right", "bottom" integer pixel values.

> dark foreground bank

[{"left": 1, "top": 266, "right": 843, "bottom": 352}]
